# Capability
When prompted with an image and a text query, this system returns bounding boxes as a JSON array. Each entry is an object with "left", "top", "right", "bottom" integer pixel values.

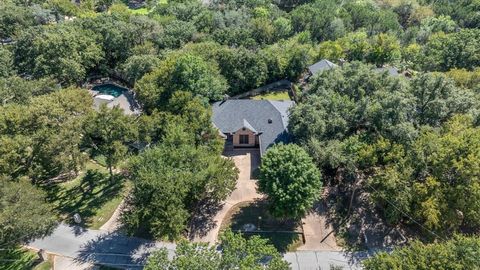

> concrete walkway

[
  {"left": 99, "top": 200, "right": 125, "bottom": 232},
  {"left": 28, "top": 224, "right": 366, "bottom": 269},
  {"left": 193, "top": 149, "right": 263, "bottom": 243},
  {"left": 299, "top": 202, "right": 341, "bottom": 251}
]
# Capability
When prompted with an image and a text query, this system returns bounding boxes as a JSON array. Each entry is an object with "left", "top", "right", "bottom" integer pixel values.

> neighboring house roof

[
  {"left": 374, "top": 66, "right": 399, "bottom": 76},
  {"left": 308, "top": 59, "right": 338, "bottom": 75},
  {"left": 212, "top": 100, "right": 294, "bottom": 155}
]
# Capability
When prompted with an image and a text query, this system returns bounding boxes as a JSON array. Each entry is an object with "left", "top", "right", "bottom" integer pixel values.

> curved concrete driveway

[
  {"left": 194, "top": 149, "right": 263, "bottom": 243},
  {"left": 194, "top": 148, "right": 340, "bottom": 252}
]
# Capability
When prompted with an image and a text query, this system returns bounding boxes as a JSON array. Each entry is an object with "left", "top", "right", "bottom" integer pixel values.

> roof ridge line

[{"left": 266, "top": 100, "right": 287, "bottom": 130}]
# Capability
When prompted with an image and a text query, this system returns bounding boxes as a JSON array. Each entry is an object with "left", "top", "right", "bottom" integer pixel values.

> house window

[{"left": 239, "top": 134, "right": 249, "bottom": 144}]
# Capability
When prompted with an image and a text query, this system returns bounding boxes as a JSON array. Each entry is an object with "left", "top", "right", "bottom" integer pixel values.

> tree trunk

[{"left": 108, "top": 165, "right": 114, "bottom": 183}]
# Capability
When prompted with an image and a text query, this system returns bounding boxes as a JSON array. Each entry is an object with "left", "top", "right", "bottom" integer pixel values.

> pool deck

[{"left": 89, "top": 87, "right": 141, "bottom": 115}]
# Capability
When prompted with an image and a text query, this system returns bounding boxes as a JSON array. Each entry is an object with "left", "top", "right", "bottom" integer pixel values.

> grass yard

[
  {"left": 251, "top": 91, "right": 291, "bottom": 101},
  {"left": 129, "top": 8, "right": 149, "bottom": 15},
  {"left": 45, "top": 160, "right": 129, "bottom": 229},
  {"left": 33, "top": 260, "right": 53, "bottom": 270},
  {"left": 220, "top": 201, "right": 304, "bottom": 252}
]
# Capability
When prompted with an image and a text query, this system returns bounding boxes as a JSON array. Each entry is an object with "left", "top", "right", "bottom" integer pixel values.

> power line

[{"left": 364, "top": 180, "right": 448, "bottom": 242}]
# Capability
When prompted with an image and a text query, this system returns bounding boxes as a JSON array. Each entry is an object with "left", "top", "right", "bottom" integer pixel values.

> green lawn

[
  {"left": 33, "top": 260, "right": 53, "bottom": 270},
  {"left": 129, "top": 7, "right": 149, "bottom": 15},
  {"left": 45, "top": 160, "right": 129, "bottom": 229},
  {"left": 251, "top": 91, "right": 291, "bottom": 101},
  {"left": 220, "top": 201, "right": 303, "bottom": 252}
]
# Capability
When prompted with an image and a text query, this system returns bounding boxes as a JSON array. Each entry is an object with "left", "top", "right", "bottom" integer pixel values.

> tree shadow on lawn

[
  {"left": 187, "top": 198, "right": 223, "bottom": 240},
  {"left": 44, "top": 169, "right": 125, "bottom": 229},
  {"left": 226, "top": 200, "right": 304, "bottom": 253}
]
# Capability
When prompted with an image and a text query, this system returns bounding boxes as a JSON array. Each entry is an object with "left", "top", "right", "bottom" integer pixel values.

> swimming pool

[{"left": 92, "top": 84, "right": 127, "bottom": 98}]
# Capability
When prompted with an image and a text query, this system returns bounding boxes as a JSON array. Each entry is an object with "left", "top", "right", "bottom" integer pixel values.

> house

[
  {"left": 212, "top": 100, "right": 294, "bottom": 155},
  {"left": 374, "top": 66, "right": 399, "bottom": 76},
  {"left": 307, "top": 59, "right": 338, "bottom": 77}
]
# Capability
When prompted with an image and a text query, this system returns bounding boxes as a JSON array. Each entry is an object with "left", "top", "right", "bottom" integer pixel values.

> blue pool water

[{"left": 92, "top": 84, "right": 127, "bottom": 98}]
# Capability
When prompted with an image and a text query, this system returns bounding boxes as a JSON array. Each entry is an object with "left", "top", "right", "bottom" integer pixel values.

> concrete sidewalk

[{"left": 286, "top": 251, "right": 367, "bottom": 270}]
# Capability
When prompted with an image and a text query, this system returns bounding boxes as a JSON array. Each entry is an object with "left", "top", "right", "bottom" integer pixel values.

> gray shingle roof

[
  {"left": 212, "top": 100, "right": 294, "bottom": 155},
  {"left": 374, "top": 67, "right": 399, "bottom": 76},
  {"left": 241, "top": 119, "right": 258, "bottom": 133},
  {"left": 308, "top": 59, "right": 338, "bottom": 75}
]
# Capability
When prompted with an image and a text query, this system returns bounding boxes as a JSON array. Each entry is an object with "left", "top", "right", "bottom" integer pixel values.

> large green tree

[
  {"left": 83, "top": 105, "right": 136, "bottom": 179},
  {"left": 122, "top": 137, "right": 237, "bottom": 240},
  {"left": 258, "top": 144, "right": 322, "bottom": 219},
  {"left": 121, "top": 54, "right": 161, "bottom": 85},
  {"left": 370, "top": 115, "right": 480, "bottom": 231},
  {"left": 217, "top": 47, "right": 268, "bottom": 95},
  {"left": 420, "top": 29, "right": 480, "bottom": 71},
  {"left": 0, "top": 88, "right": 92, "bottom": 182},
  {"left": 14, "top": 23, "right": 103, "bottom": 85},
  {"left": 0, "top": 1, "right": 35, "bottom": 40},
  {"left": 135, "top": 53, "right": 228, "bottom": 112},
  {"left": 409, "top": 72, "right": 477, "bottom": 126},
  {"left": 0, "top": 177, "right": 57, "bottom": 247},
  {"left": 0, "top": 76, "right": 57, "bottom": 105},
  {"left": 295, "top": 62, "right": 411, "bottom": 140},
  {"left": 364, "top": 235, "right": 480, "bottom": 270}
]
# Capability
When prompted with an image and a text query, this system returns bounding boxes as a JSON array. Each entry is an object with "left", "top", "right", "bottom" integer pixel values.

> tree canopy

[
  {"left": 258, "top": 144, "right": 322, "bottom": 219},
  {"left": 0, "top": 178, "right": 57, "bottom": 247},
  {"left": 135, "top": 52, "right": 228, "bottom": 112},
  {"left": 145, "top": 230, "right": 289, "bottom": 270},
  {"left": 0, "top": 88, "right": 92, "bottom": 182},
  {"left": 2, "top": 0, "right": 480, "bottom": 265},
  {"left": 364, "top": 235, "right": 480, "bottom": 270},
  {"left": 370, "top": 115, "right": 480, "bottom": 231},
  {"left": 14, "top": 23, "right": 103, "bottom": 85},
  {"left": 122, "top": 138, "right": 238, "bottom": 240},
  {"left": 289, "top": 62, "right": 480, "bottom": 239}
]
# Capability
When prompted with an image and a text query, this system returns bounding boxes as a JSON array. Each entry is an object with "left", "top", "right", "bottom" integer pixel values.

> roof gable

[
  {"left": 212, "top": 99, "right": 294, "bottom": 154},
  {"left": 308, "top": 59, "right": 338, "bottom": 75},
  {"left": 240, "top": 119, "right": 257, "bottom": 133}
]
